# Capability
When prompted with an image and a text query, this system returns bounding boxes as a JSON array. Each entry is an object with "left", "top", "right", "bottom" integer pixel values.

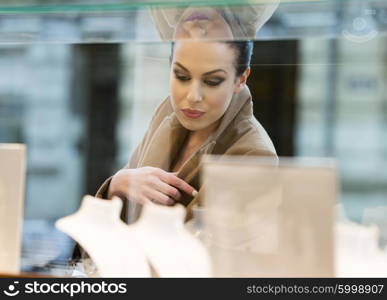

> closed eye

[
  {"left": 204, "top": 78, "right": 225, "bottom": 87},
  {"left": 174, "top": 70, "right": 190, "bottom": 82}
]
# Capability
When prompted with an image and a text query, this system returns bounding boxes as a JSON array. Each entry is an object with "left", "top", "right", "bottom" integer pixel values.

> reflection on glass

[
  {"left": 202, "top": 156, "right": 336, "bottom": 277},
  {"left": 151, "top": 1, "right": 280, "bottom": 40},
  {"left": 0, "top": 0, "right": 386, "bottom": 277}
]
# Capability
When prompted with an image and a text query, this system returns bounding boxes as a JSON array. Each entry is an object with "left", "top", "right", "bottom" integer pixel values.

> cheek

[
  {"left": 169, "top": 78, "right": 184, "bottom": 107},
  {"left": 206, "top": 86, "right": 235, "bottom": 117}
]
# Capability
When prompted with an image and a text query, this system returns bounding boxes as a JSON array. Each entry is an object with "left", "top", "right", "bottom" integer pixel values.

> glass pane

[
  {"left": 0, "top": 0, "right": 385, "bottom": 42},
  {"left": 0, "top": 0, "right": 386, "bottom": 277}
]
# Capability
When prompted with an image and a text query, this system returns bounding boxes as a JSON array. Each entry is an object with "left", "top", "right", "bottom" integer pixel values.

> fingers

[
  {"left": 158, "top": 170, "right": 198, "bottom": 197},
  {"left": 146, "top": 188, "right": 175, "bottom": 206},
  {"left": 154, "top": 179, "right": 182, "bottom": 201},
  {"left": 126, "top": 167, "right": 198, "bottom": 207}
]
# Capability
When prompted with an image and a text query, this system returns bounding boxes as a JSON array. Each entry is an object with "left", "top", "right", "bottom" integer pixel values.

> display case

[{"left": 0, "top": 0, "right": 387, "bottom": 277}]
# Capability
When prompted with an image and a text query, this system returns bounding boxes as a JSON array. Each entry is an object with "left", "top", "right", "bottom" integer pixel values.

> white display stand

[
  {"left": 131, "top": 201, "right": 212, "bottom": 277},
  {"left": 56, "top": 195, "right": 212, "bottom": 277},
  {"left": 56, "top": 196, "right": 150, "bottom": 277},
  {"left": 335, "top": 221, "right": 387, "bottom": 277},
  {"left": 0, "top": 144, "right": 26, "bottom": 274}
]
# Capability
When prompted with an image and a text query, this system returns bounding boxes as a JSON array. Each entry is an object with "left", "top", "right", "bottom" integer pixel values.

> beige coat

[{"left": 96, "top": 85, "right": 277, "bottom": 223}]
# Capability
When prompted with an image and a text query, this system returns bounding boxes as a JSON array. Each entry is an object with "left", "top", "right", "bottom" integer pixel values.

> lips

[{"left": 181, "top": 109, "right": 205, "bottom": 119}]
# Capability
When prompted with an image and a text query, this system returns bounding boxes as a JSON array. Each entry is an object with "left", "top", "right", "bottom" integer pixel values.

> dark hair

[
  {"left": 170, "top": 40, "right": 253, "bottom": 77},
  {"left": 224, "top": 40, "right": 253, "bottom": 77}
]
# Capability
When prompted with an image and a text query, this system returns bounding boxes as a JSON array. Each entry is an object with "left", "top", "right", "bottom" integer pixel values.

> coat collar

[{"left": 138, "top": 85, "right": 252, "bottom": 173}]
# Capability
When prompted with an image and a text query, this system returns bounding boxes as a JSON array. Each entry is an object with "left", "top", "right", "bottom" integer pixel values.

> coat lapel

[{"left": 137, "top": 115, "right": 188, "bottom": 170}]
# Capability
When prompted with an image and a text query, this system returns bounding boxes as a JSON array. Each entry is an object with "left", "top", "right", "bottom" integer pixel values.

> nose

[{"left": 186, "top": 82, "right": 203, "bottom": 103}]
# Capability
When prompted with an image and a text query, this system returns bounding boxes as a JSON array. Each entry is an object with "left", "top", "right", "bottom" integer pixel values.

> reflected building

[{"left": 296, "top": 36, "right": 387, "bottom": 221}]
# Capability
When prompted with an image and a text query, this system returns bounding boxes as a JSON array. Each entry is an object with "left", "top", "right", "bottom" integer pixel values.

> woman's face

[
  {"left": 173, "top": 7, "right": 233, "bottom": 40},
  {"left": 169, "top": 40, "right": 246, "bottom": 132}
]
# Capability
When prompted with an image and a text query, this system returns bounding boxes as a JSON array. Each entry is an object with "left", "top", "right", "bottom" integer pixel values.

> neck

[{"left": 188, "top": 120, "right": 220, "bottom": 147}]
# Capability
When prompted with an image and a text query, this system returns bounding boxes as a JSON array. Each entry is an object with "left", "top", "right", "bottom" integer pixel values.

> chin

[
  {"left": 180, "top": 121, "right": 204, "bottom": 131},
  {"left": 177, "top": 117, "right": 206, "bottom": 131}
]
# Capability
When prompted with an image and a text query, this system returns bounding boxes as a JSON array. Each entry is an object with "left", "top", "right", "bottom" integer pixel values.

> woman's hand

[{"left": 107, "top": 167, "right": 197, "bottom": 206}]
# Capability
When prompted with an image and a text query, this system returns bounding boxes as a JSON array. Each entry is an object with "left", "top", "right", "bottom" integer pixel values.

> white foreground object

[
  {"left": 131, "top": 202, "right": 212, "bottom": 277},
  {"left": 56, "top": 196, "right": 150, "bottom": 277},
  {"left": 335, "top": 221, "right": 387, "bottom": 277},
  {"left": 0, "top": 144, "right": 26, "bottom": 274},
  {"left": 56, "top": 195, "right": 212, "bottom": 277},
  {"left": 202, "top": 156, "right": 336, "bottom": 277}
]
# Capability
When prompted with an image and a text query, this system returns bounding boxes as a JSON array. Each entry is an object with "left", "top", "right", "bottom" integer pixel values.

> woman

[{"left": 96, "top": 39, "right": 277, "bottom": 223}]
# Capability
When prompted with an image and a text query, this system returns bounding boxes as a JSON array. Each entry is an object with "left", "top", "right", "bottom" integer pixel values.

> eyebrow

[{"left": 174, "top": 62, "right": 227, "bottom": 76}]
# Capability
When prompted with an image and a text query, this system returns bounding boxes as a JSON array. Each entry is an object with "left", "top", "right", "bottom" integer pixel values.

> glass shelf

[
  {"left": 0, "top": 1, "right": 313, "bottom": 13},
  {"left": 0, "top": 0, "right": 385, "bottom": 43}
]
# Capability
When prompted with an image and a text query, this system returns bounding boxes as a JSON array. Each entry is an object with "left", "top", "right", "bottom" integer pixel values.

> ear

[{"left": 234, "top": 67, "right": 251, "bottom": 93}]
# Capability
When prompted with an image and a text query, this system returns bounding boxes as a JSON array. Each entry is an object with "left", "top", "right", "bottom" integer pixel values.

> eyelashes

[
  {"left": 175, "top": 73, "right": 190, "bottom": 81},
  {"left": 204, "top": 79, "right": 224, "bottom": 86},
  {"left": 173, "top": 70, "right": 225, "bottom": 87}
]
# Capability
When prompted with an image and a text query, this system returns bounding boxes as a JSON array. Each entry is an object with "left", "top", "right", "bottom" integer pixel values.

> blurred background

[{"left": 0, "top": 0, "right": 386, "bottom": 274}]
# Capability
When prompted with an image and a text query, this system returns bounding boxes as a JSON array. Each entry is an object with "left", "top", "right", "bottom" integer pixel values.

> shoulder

[
  {"left": 146, "top": 96, "right": 174, "bottom": 131},
  {"left": 223, "top": 101, "right": 277, "bottom": 158},
  {"left": 227, "top": 120, "right": 277, "bottom": 157}
]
